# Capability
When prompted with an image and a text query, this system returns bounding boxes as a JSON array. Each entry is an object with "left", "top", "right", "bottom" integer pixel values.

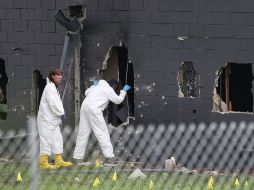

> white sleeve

[
  {"left": 106, "top": 86, "right": 127, "bottom": 104},
  {"left": 85, "top": 88, "right": 90, "bottom": 96},
  {"left": 45, "top": 85, "right": 65, "bottom": 116},
  {"left": 85, "top": 85, "right": 95, "bottom": 96}
]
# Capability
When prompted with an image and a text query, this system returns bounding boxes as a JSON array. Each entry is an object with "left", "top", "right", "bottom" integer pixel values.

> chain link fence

[{"left": 1, "top": 117, "right": 254, "bottom": 189}]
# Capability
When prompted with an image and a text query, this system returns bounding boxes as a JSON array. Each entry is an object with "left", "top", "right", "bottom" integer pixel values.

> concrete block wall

[
  {"left": 0, "top": 0, "right": 65, "bottom": 129},
  {"left": 82, "top": 0, "right": 254, "bottom": 125},
  {"left": 0, "top": 0, "right": 253, "bottom": 127}
]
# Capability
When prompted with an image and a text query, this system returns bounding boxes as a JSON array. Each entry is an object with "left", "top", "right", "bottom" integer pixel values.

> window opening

[
  {"left": 213, "top": 63, "right": 253, "bottom": 113},
  {"left": 177, "top": 61, "right": 197, "bottom": 97},
  {"left": 0, "top": 58, "right": 8, "bottom": 120}
]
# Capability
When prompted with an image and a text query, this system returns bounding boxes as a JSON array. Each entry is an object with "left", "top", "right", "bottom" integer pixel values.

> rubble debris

[
  {"left": 165, "top": 157, "right": 176, "bottom": 171},
  {"left": 128, "top": 168, "right": 146, "bottom": 179},
  {"left": 212, "top": 88, "right": 228, "bottom": 112},
  {"left": 76, "top": 161, "right": 93, "bottom": 166}
]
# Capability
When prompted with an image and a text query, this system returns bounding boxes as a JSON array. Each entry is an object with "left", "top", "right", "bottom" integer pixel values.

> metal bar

[
  {"left": 74, "top": 35, "right": 81, "bottom": 127},
  {"left": 60, "top": 34, "right": 70, "bottom": 71},
  {"left": 61, "top": 57, "right": 74, "bottom": 102},
  {"left": 59, "top": 32, "right": 76, "bottom": 102}
]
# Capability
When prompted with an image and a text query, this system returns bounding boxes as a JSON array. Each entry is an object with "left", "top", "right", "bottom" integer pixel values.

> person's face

[{"left": 52, "top": 74, "right": 62, "bottom": 84}]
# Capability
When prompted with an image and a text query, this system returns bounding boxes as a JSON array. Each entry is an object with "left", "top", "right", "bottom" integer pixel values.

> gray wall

[
  {"left": 82, "top": 0, "right": 254, "bottom": 125},
  {"left": 0, "top": 0, "right": 253, "bottom": 127},
  {"left": 0, "top": 0, "right": 67, "bottom": 129}
]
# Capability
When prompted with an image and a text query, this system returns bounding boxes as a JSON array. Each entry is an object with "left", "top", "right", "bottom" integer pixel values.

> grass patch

[{"left": 0, "top": 162, "right": 254, "bottom": 190}]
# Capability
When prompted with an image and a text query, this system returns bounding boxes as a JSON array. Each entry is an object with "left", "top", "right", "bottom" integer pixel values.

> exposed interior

[
  {"left": 101, "top": 44, "right": 134, "bottom": 127},
  {"left": 177, "top": 61, "right": 197, "bottom": 97},
  {"left": 32, "top": 70, "right": 46, "bottom": 115},
  {"left": 0, "top": 58, "right": 8, "bottom": 120},
  {"left": 69, "top": 5, "right": 84, "bottom": 18},
  {"left": 213, "top": 63, "right": 254, "bottom": 113}
]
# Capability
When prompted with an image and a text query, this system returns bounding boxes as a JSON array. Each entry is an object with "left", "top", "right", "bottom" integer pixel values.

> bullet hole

[
  {"left": 177, "top": 61, "right": 197, "bottom": 98},
  {"left": 213, "top": 63, "right": 253, "bottom": 113},
  {"left": 0, "top": 58, "right": 8, "bottom": 120},
  {"left": 12, "top": 47, "right": 24, "bottom": 55}
]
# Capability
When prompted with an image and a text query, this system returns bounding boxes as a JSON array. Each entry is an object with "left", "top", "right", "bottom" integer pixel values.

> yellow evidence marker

[{"left": 16, "top": 172, "right": 22, "bottom": 182}]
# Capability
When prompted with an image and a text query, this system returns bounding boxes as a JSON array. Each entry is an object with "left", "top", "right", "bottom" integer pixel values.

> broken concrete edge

[
  {"left": 128, "top": 168, "right": 146, "bottom": 179},
  {"left": 102, "top": 47, "right": 113, "bottom": 71},
  {"left": 106, "top": 116, "right": 136, "bottom": 129},
  {"left": 212, "top": 110, "right": 254, "bottom": 115},
  {"left": 66, "top": 0, "right": 86, "bottom": 6}
]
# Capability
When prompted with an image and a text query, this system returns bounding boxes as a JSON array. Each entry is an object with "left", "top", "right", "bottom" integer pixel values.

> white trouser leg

[
  {"left": 38, "top": 122, "right": 52, "bottom": 156},
  {"left": 89, "top": 111, "right": 114, "bottom": 158},
  {"left": 73, "top": 109, "right": 91, "bottom": 159},
  {"left": 38, "top": 123, "right": 63, "bottom": 156},
  {"left": 51, "top": 125, "right": 63, "bottom": 155}
]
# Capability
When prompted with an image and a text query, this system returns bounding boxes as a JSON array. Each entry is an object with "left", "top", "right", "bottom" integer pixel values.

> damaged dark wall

[
  {"left": 0, "top": 0, "right": 67, "bottom": 129},
  {"left": 82, "top": 0, "right": 254, "bottom": 125},
  {"left": 1, "top": 0, "right": 253, "bottom": 126},
  {"left": 0, "top": 0, "right": 254, "bottom": 170},
  {"left": 216, "top": 63, "right": 253, "bottom": 112},
  {"left": 80, "top": 0, "right": 254, "bottom": 170},
  {"left": 0, "top": 58, "right": 8, "bottom": 120}
]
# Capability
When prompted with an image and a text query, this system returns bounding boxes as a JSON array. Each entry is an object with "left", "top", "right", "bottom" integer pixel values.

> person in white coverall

[
  {"left": 37, "top": 69, "right": 72, "bottom": 169},
  {"left": 73, "top": 79, "right": 131, "bottom": 165}
]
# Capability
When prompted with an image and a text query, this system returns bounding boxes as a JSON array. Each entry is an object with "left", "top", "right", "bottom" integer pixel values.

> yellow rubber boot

[
  {"left": 54, "top": 154, "right": 73, "bottom": 168},
  {"left": 39, "top": 154, "right": 59, "bottom": 170}
]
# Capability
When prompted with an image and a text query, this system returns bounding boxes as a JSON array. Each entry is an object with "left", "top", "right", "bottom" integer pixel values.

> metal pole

[
  {"left": 74, "top": 35, "right": 81, "bottom": 127},
  {"left": 74, "top": 7, "right": 86, "bottom": 127},
  {"left": 60, "top": 35, "right": 70, "bottom": 71}
]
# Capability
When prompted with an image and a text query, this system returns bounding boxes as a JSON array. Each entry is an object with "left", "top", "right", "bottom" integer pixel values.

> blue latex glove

[
  {"left": 61, "top": 113, "right": 66, "bottom": 120},
  {"left": 93, "top": 80, "right": 99, "bottom": 86},
  {"left": 123, "top": 84, "right": 131, "bottom": 92}
]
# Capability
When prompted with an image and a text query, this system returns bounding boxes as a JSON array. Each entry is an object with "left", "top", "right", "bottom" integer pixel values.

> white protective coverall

[
  {"left": 73, "top": 80, "right": 127, "bottom": 159},
  {"left": 37, "top": 79, "right": 65, "bottom": 156}
]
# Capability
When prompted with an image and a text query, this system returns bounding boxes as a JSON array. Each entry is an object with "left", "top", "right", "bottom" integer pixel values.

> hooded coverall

[
  {"left": 37, "top": 79, "right": 65, "bottom": 156},
  {"left": 73, "top": 80, "right": 127, "bottom": 159}
]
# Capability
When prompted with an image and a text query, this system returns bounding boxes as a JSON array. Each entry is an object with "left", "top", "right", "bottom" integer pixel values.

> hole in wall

[
  {"left": 69, "top": 5, "right": 85, "bottom": 18},
  {"left": 100, "top": 43, "right": 134, "bottom": 127},
  {"left": 213, "top": 63, "right": 254, "bottom": 113},
  {"left": 177, "top": 61, "right": 197, "bottom": 98},
  {"left": 0, "top": 58, "right": 8, "bottom": 120},
  {"left": 32, "top": 70, "right": 46, "bottom": 115}
]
